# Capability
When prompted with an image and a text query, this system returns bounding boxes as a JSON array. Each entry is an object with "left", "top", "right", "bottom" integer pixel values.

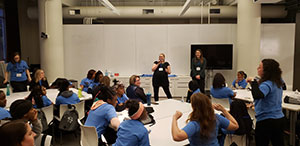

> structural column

[
  {"left": 38, "top": 0, "right": 64, "bottom": 82},
  {"left": 237, "top": 0, "right": 261, "bottom": 77}
]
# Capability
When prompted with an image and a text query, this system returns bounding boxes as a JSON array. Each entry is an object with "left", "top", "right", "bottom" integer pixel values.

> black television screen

[{"left": 191, "top": 44, "right": 233, "bottom": 70}]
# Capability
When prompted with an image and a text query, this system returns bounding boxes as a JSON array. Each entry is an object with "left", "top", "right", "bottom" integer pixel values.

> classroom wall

[{"left": 63, "top": 24, "right": 295, "bottom": 89}]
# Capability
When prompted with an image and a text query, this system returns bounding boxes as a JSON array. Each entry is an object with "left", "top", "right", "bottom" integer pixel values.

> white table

[
  {"left": 234, "top": 89, "right": 300, "bottom": 146},
  {"left": 2, "top": 88, "right": 92, "bottom": 109}
]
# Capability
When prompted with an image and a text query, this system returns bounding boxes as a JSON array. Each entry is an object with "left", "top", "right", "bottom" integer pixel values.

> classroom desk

[
  {"left": 2, "top": 88, "right": 92, "bottom": 109},
  {"left": 234, "top": 89, "right": 300, "bottom": 146}
]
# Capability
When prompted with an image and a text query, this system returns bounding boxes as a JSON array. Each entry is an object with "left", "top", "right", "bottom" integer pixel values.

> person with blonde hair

[
  {"left": 152, "top": 53, "right": 172, "bottom": 101},
  {"left": 126, "top": 75, "right": 147, "bottom": 103},
  {"left": 29, "top": 69, "right": 49, "bottom": 91},
  {"left": 172, "top": 93, "right": 238, "bottom": 146}
]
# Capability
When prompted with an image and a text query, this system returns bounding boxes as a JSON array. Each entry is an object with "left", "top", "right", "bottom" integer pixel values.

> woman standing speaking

[
  {"left": 190, "top": 49, "right": 207, "bottom": 93},
  {"left": 152, "top": 53, "right": 172, "bottom": 101}
]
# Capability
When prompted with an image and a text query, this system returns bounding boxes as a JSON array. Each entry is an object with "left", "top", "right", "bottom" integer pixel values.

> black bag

[
  {"left": 58, "top": 105, "right": 79, "bottom": 131},
  {"left": 37, "top": 109, "right": 49, "bottom": 132}
]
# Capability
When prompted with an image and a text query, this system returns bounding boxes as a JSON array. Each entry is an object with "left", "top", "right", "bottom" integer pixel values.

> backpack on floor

[{"left": 59, "top": 105, "right": 79, "bottom": 131}]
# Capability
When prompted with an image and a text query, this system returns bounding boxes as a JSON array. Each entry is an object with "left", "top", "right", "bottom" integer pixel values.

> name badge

[
  {"left": 196, "top": 67, "right": 201, "bottom": 71},
  {"left": 159, "top": 68, "right": 163, "bottom": 71},
  {"left": 16, "top": 73, "right": 22, "bottom": 77}
]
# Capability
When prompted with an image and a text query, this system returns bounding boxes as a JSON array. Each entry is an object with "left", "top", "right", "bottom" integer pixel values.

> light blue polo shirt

[
  {"left": 113, "top": 120, "right": 150, "bottom": 146},
  {"left": 210, "top": 86, "right": 234, "bottom": 104},
  {"left": 117, "top": 94, "right": 129, "bottom": 104},
  {"left": 232, "top": 79, "right": 247, "bottom": 89},
  {"left": 0, "top": 107, "right": 11, "bottom": 120},
  {"left": 85, "top": 103, "right": 117, "bottom": 138},
  {"left": 80, "top": 78, "right": 94, "bottom": 92},
  {"left": 254, "top": 80, "right": 284, "bottom": 122},
  {"left": 182, "top": 114, "right": 230, "bottom": 146},
  {"left": 6, "top": 60, "right": 29, "bottom": 82}
]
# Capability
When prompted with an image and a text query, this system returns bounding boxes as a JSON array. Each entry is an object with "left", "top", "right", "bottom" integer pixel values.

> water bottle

[
  {"left": 105, "top": 70, "right": 108, "bottom": 76},
  {"left": 78, "top": 88, "right": 82, "bottom": 98},
  {"left": 146, "top": 92, "right": 151, "bottom": 106},
  {"left": 6, "top": 83, "right": 10, "bottom": 96}
]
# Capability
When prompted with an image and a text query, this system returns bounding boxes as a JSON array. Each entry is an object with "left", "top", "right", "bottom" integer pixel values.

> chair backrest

[
  {"left": 78, "top": 119, "right": 98, "bottom": 146},
  {"left": 59, "top": 101, "right": 85, "bottom": 120},
  {"left": 35, "top": 134, "right": 52, "bottom": 146},
  {"left": 41, "top": 104, "right": 54, "bottom": 125},
  {"left": 211, "top": 96, "right": 230, "bottom": 109}
]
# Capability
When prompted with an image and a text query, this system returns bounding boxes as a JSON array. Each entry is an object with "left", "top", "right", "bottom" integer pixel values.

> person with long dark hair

[
  {"left": 80, "top": 69, "right": 96, "bottom": 92},
  {"left": 26, "top": 86, "right": 52, "bottom": 108},
  {"left": 247, "top": 59, "right": 285, "bottom": 146},
  {"left": 0, "top": 91, "right": 11, "bottom": 120},
  {"left": 3, "top": 52, "right": 31, "bottom": 92},
  {"left": 210, "top": 73, "right": 236, "bottom": 104},
  {"left": 232, "top": 71, "right": 248, "bottom": 89},
  {"left": 190, "top": 49, "right": 207, "bottom": 93},
  {"left": 0, "top": 120, "right": 36, "bottom": 146},
  {"left": 171, "top": 93, "right": 238, "bottom": 145},
  {"left": 88, "top": 70, "right": 103, "bottom": 93},
  {"left": 55, "top": 79, "right": 79, "bottom": 105},
  {"left": 152, "top": 53, "right": 172, "bottom": 101},
  {"left": 113, "top": 100, "right": 150, "bottom": 146},
  {"left": 85, "top": 86, "right": 120, "bottom": 146}
]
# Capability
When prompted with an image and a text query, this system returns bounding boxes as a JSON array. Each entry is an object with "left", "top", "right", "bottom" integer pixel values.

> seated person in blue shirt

[
  {"left": 113, "top": 79, "right": 129, "bottom": 111},
  {"left": 232, "top": 71, "right": 248, "bottom": 89},
  {"left": 113, "top": 100, "right": 150, "bottom": 146},
  {"left": 29, "top": 69, "right": 50, "bottom": 91},
  {"left": 55, "top": 79, "right": 80, "bottom": 105},
  {"left": 186, "top": 80, "right": 200, "bottom": 103},
  {"left": 171, "top": 93, "right": 239, "bottom": 146},
  {"left": 0, "top": 91, "right": 11, "bottom": 120},
  {"left": 210, "top": 73, "right": 236, "bottom": 104},
  {"left": 87, "top": 70, "right": 103, "bottom": 94},
  {"left": 85, "top": 86, "right": 120, "bottom": 146},
  {"left": 247, "top": 59, "right": 285, "bottom": 146},
  {"left": 80, "top": 69, "right": 96, "bottom": 92},
  {"left": 3, "top": 52, "right": 32, "bottom": 92},
  {"left": 26, "top": 85, "right": 52, "bottom": 108},
  {"left": 126, "top": 75, "right": 147, "bottom": 103}
]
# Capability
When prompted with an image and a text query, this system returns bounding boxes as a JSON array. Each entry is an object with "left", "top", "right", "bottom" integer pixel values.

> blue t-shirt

[
  {"left": 254, "top": 80, "right": 284, "bottom": 122},
  {"left": 6, "top": 60, "right": 29, "bottom": 82},
  {"left": 182, "top": 114, "right": 230, "bottom": 146},
  {"left": 42, "top": 95, "right": 52, "bottom": 107},
  {"left": 117, "top": 94, "right": 129, "bottom": 104},
  {"left": 85, "top": 103, "right": 117, "bottom": 138},
  {"left": 55, "top": 93, "right": 80, "bottom": 105},
  {"left": 88, "top": 82, "right": 100, "bottom": 91},
  {"left": 80, "top": 78, "right": 94, "bottom": 92},
  {"left": 232, "top": 79, "right": 247, "bottom": 89},
  {"left": 0, "top": 107, "right": 11, "bottom": 120},
  {"left": 193, "top": 89, "right": 201, "bottom": 95},
  {"left": 113, "top": 120, "right": 150, "bottom": 146},
  {"left": 210, "top": 86, "right": 234, "bottom": 104}
]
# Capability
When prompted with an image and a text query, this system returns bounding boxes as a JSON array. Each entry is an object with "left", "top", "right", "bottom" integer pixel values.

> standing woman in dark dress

[
  {"left": 3, "top": 52, "right": 32, "bottom": 92},
  {"left": 152, "top": 53, "right": 172, "bottom": 101},
  {"left": 190, "top": 49, "right": 207, "bottom": 93}
]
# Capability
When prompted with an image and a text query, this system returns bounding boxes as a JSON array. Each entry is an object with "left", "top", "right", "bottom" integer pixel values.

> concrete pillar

[
  {"left": 237, "top": 0, "right": 261, "bottom": 77},
  {"left": 38, "top": 0, "right": 64, "bottom": 82}
]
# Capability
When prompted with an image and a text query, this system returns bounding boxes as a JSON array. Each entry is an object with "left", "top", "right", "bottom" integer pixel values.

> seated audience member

[
  {"left": 10, "top": 99, "right": 42, "bottom": 139},
  {"left": 186, "top": 80, "right": 200, "bottom": 103},
  {"left": 210, "top": 73, "right": 236, "bottom": 104},
  {"left": 88, "top": 70, "right": 103, "bottom": 94},
  {"left": 171, "top": 93, "right": 239, "bottom": 146},
  {"left": 0, "top": 91, "right": 11, "bottom": 120},
  {"left": 232, "top": 71, "right": 248, "bottom": 89},
  {"left": 50, "top": 78, "right": 74, "bottom": 89},
  {"left": 0, "top": 120, "right": 36, "bottom": 146},
  {"left": 55, "top": 79, "right": 80, "bottom": 105},
  {"left": 85, "top": 86, "right": 120, "bottom": 146},
  {"left": 100, "top": 76, "right": 111, "bottom": 87},
  {"left": 29, "top": 69, "right": 49, "bottom": 91},
  {"left": 126, "top": 75, "right": 147, "bottom": 103},
  {"left": 113, "top": 100, "right": 150, "bottom": 146},
  {"left": 26, "top": 86, "right": 52, "bottom": 108},
  {"left": 113, "top": 79, "right": 129, "bottom": 111},
  {"left": 80, "top": 69, "right": 96, "bottom": 92}
]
